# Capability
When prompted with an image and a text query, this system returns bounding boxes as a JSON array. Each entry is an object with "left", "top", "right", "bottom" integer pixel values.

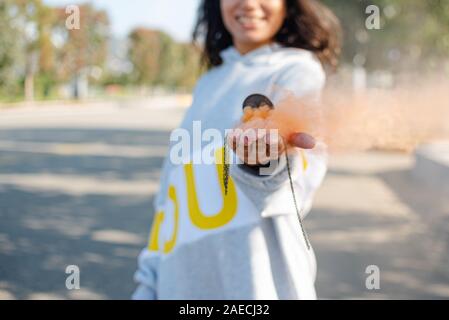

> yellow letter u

[
  {"left": 184, "top": 147, "right": 238, "bottom": 230},
  {"left": 147, "top": 185, "right": 179, "bottom": 253}
]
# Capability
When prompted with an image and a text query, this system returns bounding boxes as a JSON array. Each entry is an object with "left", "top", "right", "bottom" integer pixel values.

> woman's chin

[{"left": 236, "top": 34, "right": 272, "bottom": 49}]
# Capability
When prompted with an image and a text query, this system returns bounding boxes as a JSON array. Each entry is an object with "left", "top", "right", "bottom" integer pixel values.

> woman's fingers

[
  {"left": 229, "top": 129, "right": 286, "bottom": 165},
  {"left": 289, "top": 132, "right": 316, "bottom": 149},
  {"left": 229, "top": 130, "right": 316, "bottom": 166}
]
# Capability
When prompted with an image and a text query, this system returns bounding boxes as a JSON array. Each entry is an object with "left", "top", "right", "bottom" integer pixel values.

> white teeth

[{"left": 236, "top": 16, "right": 265, "bottom": 24}]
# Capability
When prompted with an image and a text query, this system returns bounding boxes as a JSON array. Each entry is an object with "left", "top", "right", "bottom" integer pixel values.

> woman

[{"left": 133, "top": 0, "right": 341, "bottom": 300}]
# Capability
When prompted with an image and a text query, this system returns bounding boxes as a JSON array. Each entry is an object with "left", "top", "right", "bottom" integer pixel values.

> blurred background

[{"left": 0, "top": 0, "right": 448, "bottom": 299}]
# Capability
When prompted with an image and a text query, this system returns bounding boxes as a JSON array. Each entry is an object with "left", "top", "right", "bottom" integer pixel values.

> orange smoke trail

[{"left": 239, "top": 80, "right": 449, "bottom": 153}]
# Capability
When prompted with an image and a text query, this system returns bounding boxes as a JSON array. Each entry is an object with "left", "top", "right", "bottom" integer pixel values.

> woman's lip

[{"left": 235, "top": 16, "right": 267, "bottom": 29}]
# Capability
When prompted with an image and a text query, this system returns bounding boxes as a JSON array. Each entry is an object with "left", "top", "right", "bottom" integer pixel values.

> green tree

[
  {"left": 13, "top": 0, "right": 48, "bottom": 101},
  {"left": 322, "top": 0, "right": 449, "bottom": 72},
  {"left": 128, "top": 28, "right": 201, "bottom": 91},
  {"left": 35, "top": 3, "right": 56, "bottom": 98},
  {"left": 0, "top": 0, "right": 22, "bottom": 99},
  {"left": 4, "top": 0, "right": 59, "bottom": 100},
  {"left": 53, "top": 4, "right": 109, "bottom": 98},
  {"left": 128, "top": 28, "right": 164, "bottom": 86}
]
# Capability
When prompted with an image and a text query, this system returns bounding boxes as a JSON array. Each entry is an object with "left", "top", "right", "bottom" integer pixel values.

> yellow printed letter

[
  {"left": 163, "top": 186, "right": 179, "bottom": 253},
  {"left": 148, "top": 211, "right": 164, "bottom": 251},
  {"left": 184, "top": 147, "right": 238, "bottom": 230}
]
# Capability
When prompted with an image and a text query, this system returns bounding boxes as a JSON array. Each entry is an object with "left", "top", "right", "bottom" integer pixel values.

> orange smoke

[{"left": 238, "top": 80, "right": 449, "bottom": 153}]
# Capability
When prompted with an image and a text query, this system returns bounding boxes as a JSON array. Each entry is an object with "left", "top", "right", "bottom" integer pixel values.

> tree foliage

[
  {"left": 53, "top": 4, "right": 109, "bottom": 82},
  {"left": 0, "top": 1, "right": 109, "bottom": 100},
  {"left": 0, "top": 0, "right": 22, "bottom": 97},
  {"left": 1, "top": 0, "right": 448, "bottom": 101},
  {"left": 323, "top": 0, "right": 449, "bottom": 71},
  {"left": 127, "top": 28, "right": 201, "bottom": 90}
]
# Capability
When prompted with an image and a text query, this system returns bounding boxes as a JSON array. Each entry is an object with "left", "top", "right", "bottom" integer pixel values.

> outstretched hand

[{"left": 229, "top": 130, "right": 316, "bottom": 166}]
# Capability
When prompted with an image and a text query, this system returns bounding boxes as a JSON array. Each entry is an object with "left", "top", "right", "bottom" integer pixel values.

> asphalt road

[{"left": 0, "top": 102, "right": 448, "bottom": 299}]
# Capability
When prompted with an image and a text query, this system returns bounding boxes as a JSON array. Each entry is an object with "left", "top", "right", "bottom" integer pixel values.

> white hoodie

[{"left": 133, "top": 43, "right": 327, "bottom": 300}]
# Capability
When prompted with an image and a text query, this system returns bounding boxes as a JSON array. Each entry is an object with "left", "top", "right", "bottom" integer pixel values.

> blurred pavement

[{"left": 0, "top": 101, "right": 448, "bottom": 299}]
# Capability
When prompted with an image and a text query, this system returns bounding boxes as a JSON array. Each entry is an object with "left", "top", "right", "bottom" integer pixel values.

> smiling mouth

[{"left": 235, "top": 15, "right": 267, "bottom": 28}]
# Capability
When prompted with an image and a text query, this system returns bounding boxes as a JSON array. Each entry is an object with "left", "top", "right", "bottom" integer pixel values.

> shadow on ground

[
  {"left": 0, "top": 128, "right": 166, "bottom": 299},
  {"left": 307, "top": 166, "right": 449, "bottom": 299},
  {"left": 1, "top": 128, "right": 448, "bottom": 299}
]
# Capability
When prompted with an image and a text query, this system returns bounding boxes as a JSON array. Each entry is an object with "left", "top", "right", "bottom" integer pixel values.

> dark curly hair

[{"left": 193, "top": 0, "right": 342, "bottom": 70}]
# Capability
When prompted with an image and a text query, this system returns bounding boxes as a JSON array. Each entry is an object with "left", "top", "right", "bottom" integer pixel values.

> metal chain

[
  {"left": 284, "top": 147, "right": 311, "bottom": 250},
  {"left": 223, "top": 134, "right": 230, "bottom": 195}
]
